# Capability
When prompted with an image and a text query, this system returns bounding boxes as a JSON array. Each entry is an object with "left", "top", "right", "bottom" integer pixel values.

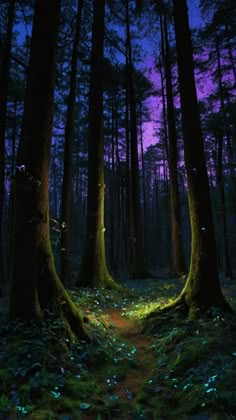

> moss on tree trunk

[
  {"left": 77, "top": 0, "right": 123, "bottom": 292},
  {"left": 150, "top": 0, "right": 233, "bottom": 319},
  {"left": 9, "top": 0, "right": 88, "bottom": 339}
]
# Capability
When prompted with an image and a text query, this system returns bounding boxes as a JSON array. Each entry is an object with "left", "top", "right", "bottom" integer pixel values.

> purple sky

[
  {"left": 14, "top": 0, "right": 223, "bottom": 151},
  {"left": 140, "top": 0, "right": 215, "bottom": 148}
]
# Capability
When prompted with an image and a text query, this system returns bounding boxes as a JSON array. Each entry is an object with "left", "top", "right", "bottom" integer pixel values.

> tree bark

[
  {"left": 126, "top": 0, "right": 147, "bottom": 278},
  {"left": 9, "top": 0, "right": 88, "bottom": 339},
  {"left": 77, "top": 0, "right": 122, "bottom": 291},
  {"left": 216, "top": 131, "right": 233, "bottom": 279},
  {"left": 61, "top": 0, "right": 84, "bottom": 284},
  {"left": 139, "top": 102, "right": 147, "bottom": 260},
  {"left": 0, "top": 0, "right": 16, "bottom": 295},
  {"left": 166, "top": 0, "right": 232, "bottom": 317},
  {"left": 161, "top": 13, "right": 186, "bottom": 277}
]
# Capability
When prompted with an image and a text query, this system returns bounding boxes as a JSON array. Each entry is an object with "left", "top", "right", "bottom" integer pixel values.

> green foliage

[
  {"left": 138, "top": 300, "right": 236, "bottom": 417},
  {"left": 0, "top": 394, "right": 11, "bottom": 413},
  {"left": 0, "top": 278, "right": 235, "bottom": 418},
  {"left": 64, "top": 374, "right": 100, "bottom": 399}
]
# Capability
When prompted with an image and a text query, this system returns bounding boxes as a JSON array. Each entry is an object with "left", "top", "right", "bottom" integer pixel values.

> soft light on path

[{"left": 105, "top": 308, "right": 156, "bottom": 407}]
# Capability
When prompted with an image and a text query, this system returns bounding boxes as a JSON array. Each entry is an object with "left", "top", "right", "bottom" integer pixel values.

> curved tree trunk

[
  {"left": 166, "top": 0, "right": 232, "bottom": 318},
  {"left": 61, "top": 0, "right": 84, "bottom": 284},
  {"left": 77, "top": 0, "right": 122, "bottom": 291},
  {"left": 9, "top": 0, "right": 88, "bottom": 339}
]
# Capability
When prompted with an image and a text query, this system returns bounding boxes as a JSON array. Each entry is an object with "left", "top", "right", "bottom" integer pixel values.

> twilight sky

[
  {"left": 14, "top": 0, "right": 218, "bottom": 150},
  {"left": 141, "top": 0, "right": 208, "bottom": 148}
]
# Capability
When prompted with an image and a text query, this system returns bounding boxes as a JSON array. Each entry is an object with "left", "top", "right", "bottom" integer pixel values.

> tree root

[
  {"left": 147, "top": 294, "right": 188, "bottom": 320},
  {"left": 146, "top": 289, "right": 234, "bottom": 328}
]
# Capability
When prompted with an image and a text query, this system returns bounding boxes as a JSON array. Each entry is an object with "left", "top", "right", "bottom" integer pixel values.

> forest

[{"left": 0, "top": 0, "right": 236, "bottom": 418}]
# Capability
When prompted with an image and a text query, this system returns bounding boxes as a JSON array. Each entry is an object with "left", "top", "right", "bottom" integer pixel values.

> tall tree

[
  {"left": 160, "top": 12, "right": 186, "bottom": 276},
  {"left": 77, "top": 0, "right": 122, "bottom": 290},
  {"left": 60, "top": 0, "right": 84, "bottom": 284},
  {"left": 125, "top": 0, "right": 147, "bottom": 278},
  {"left": 9, "top": 0, "right": 88, "bottom": 338},
  {"left": 150, "top": 0, "right": 232, "bottom": 318},
  {"left": 0, "top": 0, "right": 16, "bottom": 295},
  {"left": 216, "top": 128, "right": 233, "bottom": 279}
]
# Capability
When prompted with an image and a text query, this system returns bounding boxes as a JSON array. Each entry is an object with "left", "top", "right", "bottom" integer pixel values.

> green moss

[{"left": 64, "top": 374, "right": 101, "bottom": 399}]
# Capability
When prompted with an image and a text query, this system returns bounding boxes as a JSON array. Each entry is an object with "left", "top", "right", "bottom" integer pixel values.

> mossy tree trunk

[
  {"left": 164, "top": 0, "right": 232, "bottom": 317},
  {"left": 0, "top": 0, "right": 16, "bottom": 296},
  {"left": 61, "top": 0, "right": 84, "bottom": 284},
  {"left": 9, "top": 0, "right": 88, "bottom": 338},
  {"left": 160, "top": 13, "right": 186, "bottom": 277},
  {"left": 77, "top": 0, "right": 122, "bottom": 291}
]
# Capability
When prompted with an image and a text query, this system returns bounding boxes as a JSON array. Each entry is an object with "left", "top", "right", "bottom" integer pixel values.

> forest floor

[{"left": 0, "top": 277, "right": 236, "bottom": 419}]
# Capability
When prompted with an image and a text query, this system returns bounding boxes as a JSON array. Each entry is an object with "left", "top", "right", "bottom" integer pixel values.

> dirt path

[
  {"left": 104, "top": 309, "right": 155, "bottom": 407},
  {"left": 83, "top": 308, "right": 157, "bottom": 418}
]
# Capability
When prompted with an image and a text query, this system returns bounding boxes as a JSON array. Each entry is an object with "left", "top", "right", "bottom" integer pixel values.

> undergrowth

[
  {"left": 138, "top": 308, "right": 236, "bottom": 419},
  {"left": 0, "top": 277, "right": 235, "bottom": 419}
]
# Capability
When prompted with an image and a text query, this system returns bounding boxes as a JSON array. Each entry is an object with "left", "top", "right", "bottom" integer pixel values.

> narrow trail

[
  {"left": 84, "top": 308, "right": 157, "bottom": 419},
  {"left": 101, "top": 308, "right": 156, "bottom": 411}
]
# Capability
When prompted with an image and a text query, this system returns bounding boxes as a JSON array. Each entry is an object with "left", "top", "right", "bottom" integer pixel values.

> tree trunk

[
  {"left": 161, "top": 13, "right": 186, "bottom": 276},
  {"left": 77, "top": 0, "right": 122, "bottom": 291},
  {"left": 215, "top": 34, "right": 233, "bottom": 162},
  {"left": 139, "top": 102, "right": 147, "bottom": 260},
  {"left": 109, "top": 94, "right": 118, "bottom": 276},
  {"left": 61, "top": 0, "right": 84, "bottom": 284},
  {"left": 0, "top": 0, "right": 16, "bottom": 295},
  {"left": 216, "top": 131, "right": 233, "bottom": 279},
  {"left": 168, "top": 0, "right": 232, "bottom": 317},
  {"left": 126, "top": 0, "right": 147, "bottom": 278},
  {"left": 9, "top": 0, "right": 88, "bottom": 339}
]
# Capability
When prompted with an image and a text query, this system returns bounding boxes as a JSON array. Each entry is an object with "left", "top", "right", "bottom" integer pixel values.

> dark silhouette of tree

[
  {"left": 160, "top": 11, "right": 186, "bottom": 277},
  {"left": 172, "top": 0, "right": 232, "bottom": 316},
  {"left": 77, "top": 0, "right": 122, "bottom": 290},
  {"left": 125, "top": 0, "right": 147, "bottom": 278},
  {"left": 199, "top": 0, "right": 236, "bottom": 83},
  {"left": 0, "top": 0, "right": 16, "bottom": 295},
  {"left": 9, "top": 0, "right": 88, "bottom": 338},
  {"left": 149, "top": 0, "right": 232, "bottom": 318},
  {"left": 60, "top": 0, "right": 84, "bottom": 284},
  {"left": 216, "top": 127, "right": 233, "bottom": 279}
]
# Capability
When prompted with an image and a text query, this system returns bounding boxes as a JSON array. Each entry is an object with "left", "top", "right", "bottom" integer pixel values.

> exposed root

[
  {"left": 145, "top": 289, "right": 234, "bottom": 331},
  {"left": 146, "top": 294, "right": 187, "bottom": 320},
  {"left": 61, "top": 300, "right": 90, "bottom": 341},
  {"left": 103, "top": 275, "right": 128, "bottom": 294}
]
